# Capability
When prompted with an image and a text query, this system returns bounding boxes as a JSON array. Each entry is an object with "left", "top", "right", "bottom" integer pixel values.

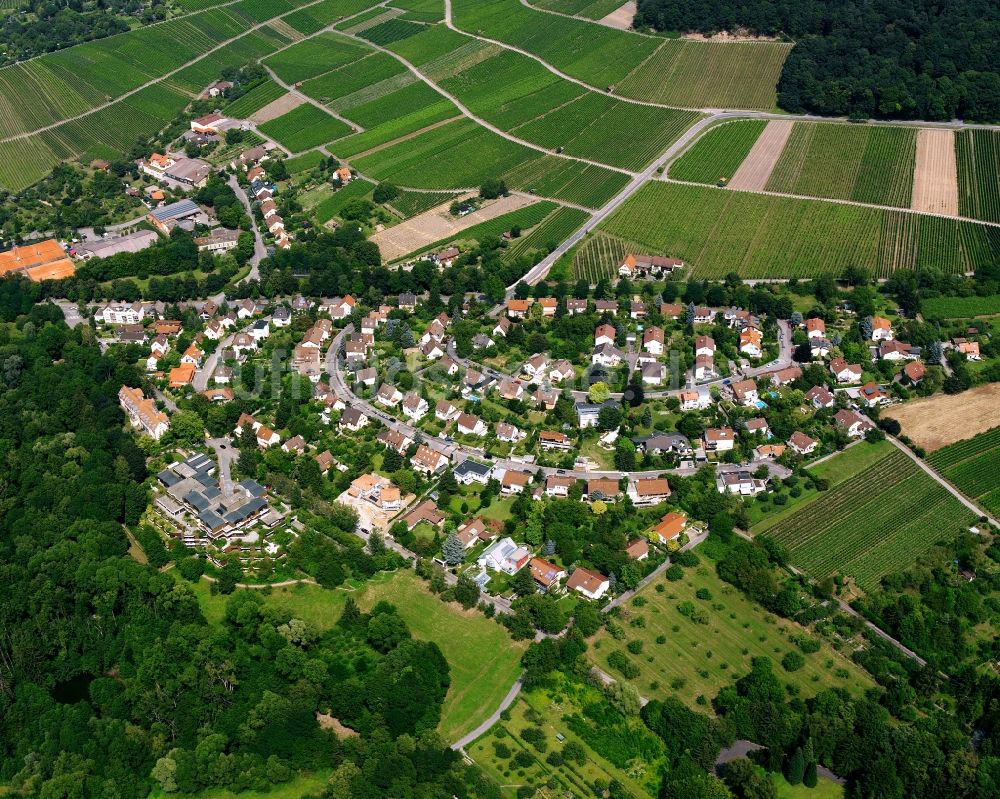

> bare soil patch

[
  {"left": 911, "top": 128, "right": 958, "bottom": 216},
  {"left": 598, "top": 1, "right": 636, "bottom": 30},
  {"left": 884, "top": 383, "right": 1000, "bottom": 451},
  {"left": 316, "top": 713, "right": 359, "bottom": 738},
  {"left": 371, "top": 193, "right": 536, "bottom": 261},
  {"left": 682, "top": 28, "right": 780, "bottom": 41},
  {"left": 249, "top": 93, "right": 305, "bottom": 125},
  {"left": 728, "top": 119, "right": 794, "bottom": 191}
]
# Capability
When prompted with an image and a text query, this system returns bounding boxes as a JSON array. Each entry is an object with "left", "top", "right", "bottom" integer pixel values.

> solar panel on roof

[
  {"left": 185, "top": 491, "right": 210, "bottom": 512},
  {"left": 157, "top": 469, "right": 181, "bottom": 487}
]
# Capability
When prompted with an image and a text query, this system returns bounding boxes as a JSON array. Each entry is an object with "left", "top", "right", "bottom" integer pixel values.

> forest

[
  {"left": 634, "top": 0, "right": 1000, "bottom": 121},
  {"left": 0, "top": 314, "right": 501, "bottom": 799}
]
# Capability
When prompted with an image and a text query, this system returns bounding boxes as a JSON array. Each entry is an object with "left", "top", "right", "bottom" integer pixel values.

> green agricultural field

[
  {"left": 301, "top": 52, "right": 407, "bottom": 105},
  {"left": 766, "top": 447, "right": 977, "bottom": 592},
  {"left": 957, "top": 129, "right": 1000, "bottom": 224},
  {"left": 259, "top": 103, "right": 353, "bottom": 151},
  {"left": 357, "top": 17, "right": 426, "bottom": 44},
  {"left": 440, "top": 48, "right": 699, "bottom": 170},
  {"left": 352, "top": 118, "right": 628, "bottom": 207},
  {"left": 669, "top": 120, "right": 766, "bottom": 184},
  {"left": 264, "top": 32, "right": 370, "bottom": 83},
  {"left": 387, "top": 189, "right": 460, "bottom": 217},
  {"left": 469, "top": 680, "right": 666, "bottom": 799},
  {"left": 591, "top": 560, "right": 873, "bottom": 707},
  {"left": 532, "top": 0, "right": 625, "bottom": 18},
  {"left": 451, "top": 0, "right": 659, "bottom": 89},
  {"left": 587, "top": 181, "right": 1000, "bottom": 279},
  {"left": 311, "top": 177, "right": 374, "bottom": 223},
  {"left": 503, "top": 205, "right": 590, "bottom": 260},
  {"left": 184, "top": 570, "right": 525, "bottom": 743},
  {"left": 388, "top": 0, "right": 444, "bottom": 22},
  {"left": 765, "top": 122, "right": 916, "bottom": 208},
  {"left": 616, "top": 39, "right": 791, "bottom": 110},
  {"left": 928, "top": 426, "right": 1000, "bottom": 516},
  {"left": 224, "top": 79, "right": 286, "bottom": 118},
  {"left": 283, "top": 149, "right": 326, "bottom": 173},
  {"left": 922, "top": 294, "right": 1000, "bottom": 319}
]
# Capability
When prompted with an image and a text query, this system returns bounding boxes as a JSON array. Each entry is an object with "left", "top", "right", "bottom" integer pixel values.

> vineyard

[
  {"left": 928, "top": 427, "right": 1000, "bottom": 516},
  {"left": 357, "top": 18, "right": 427, "bottom": 45},
  {"left": 921, "top": 294, "right": 1000, "bottom": 319},
  {"left": 616, "top": 39, "right": 791, "bottom": 110},
  {"left": 765, "top": 122, "right": 916, "bottom": 208},
  {"left": 224, "top": 79, "right": 286, "bottom": 118},
  {"left": 389, "top": 189, "right": 462, "bottom": 218},
  {"left": 438, "top": 48, "right": 699, "bottom": 170},
  {"left": 766, "top": 448, "right": 976, "bottom": 592},
  {"left": 451, "top": 0, "right": 659, "bottom": 90},
  {"left": 310, "top": 178, "right": 375, "bottom": 223},
  {"left": 258, "top": 103, "right": 353, "bottom": 151},
  {"left": 956, "top": 130, "right": 1000, "bottom": 223},
  {"left": 591, "top": 181, "right": 1000, "bottom": 279},
  {"left": 532, "top": 0, "right": 626, "bottom": 19},
  {"left": 502, "top": 205, "right": 590, "bottom": 260},
  {"left": 669, "top": 120, "right": 766, "bottom": 184},
  {"left": 386, "top": 0, "right": 445, "bottom": 23},
  {"left": 264, "top": 33, "right": 370, "bottom": 83},
  {"left": 352, "top": 118, "right": 630, "bottom": 208},
  {"left": 410, "top": 201, "right": 560, "bottom": 258}
]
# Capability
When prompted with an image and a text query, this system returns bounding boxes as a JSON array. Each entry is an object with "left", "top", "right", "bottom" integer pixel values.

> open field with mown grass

[
  {"left": 184, "top": 569, "right": 525, "bottom": 743},
  {"left": 922, "top": 294, "right": 1000, "bottom": 319},
  {"left": 927, "top": 426, "right": 1000, "bottom": 516},
  {"left": 503, "top": 205, "right": 590, "bottom": 260},
  {"left": 765, "top": 447, "right": 976, "bottom": 592},
  {"left": 765, "top": 122, "right": 917, "bottom": 208},
  {"left": 582, "top": 181, "right": 1000, "bottom": 279},
  {"left": 669, "top": 120, "right": 766, "bottom": 183},
  {"left": 590, "top": 557, "right": 873, "bottom": 707},
  {"left": 957, "top": 129, "right": 1000, "bottom": 224}
]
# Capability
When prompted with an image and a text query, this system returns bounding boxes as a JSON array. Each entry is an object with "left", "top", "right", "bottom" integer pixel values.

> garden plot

[
  {"left": 911, "top": 129, "right": 958, "bottom": 216},
  {"left": 728, "top": 119, "right": 794, "bottom": 190},
  {"left": 370, "top": 193, "right": 535, "bottom": 260}
]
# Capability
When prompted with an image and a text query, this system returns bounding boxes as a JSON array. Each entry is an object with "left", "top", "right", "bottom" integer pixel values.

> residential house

[
  {"left": 594, "top": 299, "right": 618, "bottom": 315},
  {"left": 740, "top": 328, "right": 763, "bottom": 358},
  {"left": 830, "top": 358, "right": 862, "bottom": 383},
  {"left": 594, "top": 324, "right": 616, "bottom": 348},
  {"left": 339, "top": 407, "right": 368, "bottom": 432},
  {"left": 545, "top": 475, "right": 574, "bottom": 497},
  {"left": 457, "top": 412, "right": 487, "bottom": 437},
  {"left": 695, "top": 336, "right": 716, "bottom": 357},
  {"left": 538, "top": 297, "right": 557, "bottom": 317},
  {"left": 859, "top": 382, "right": 889, "bottom": 407},
  {"left": 642, "top": 362, "right": 666, "bottom": 385},
  {"left": 626, "top": 539, "right": 649, "bottom": 561},
  {"left": 493, "top": 317, "right": 511, "bottom": 338},
  {"left": 248, "top": 319, "right": 270, "bottom": 341},
  {"left": 375, "top": 384, "right": 403, "bottom": 408},
  {"left": 591, "top": 344, "right": 624, "bottom": 367},
  {"left": 236, "top": 299, "right": 259, "bottom": 319},
  {"left": 530, "top": 558, "right": 566, "bottom": 591},
  {"left": 871, "top": 316, "right": 893, "bottom": 341},
  {"left": 435, "top": 400, "right": 460, "bottom": 422},
  {"left": 539, "top": 431, "right": 572, "bottom": 451},
  {"left": 496, "top": 422, "right": 525, "bottom": 443},
  {"left": 660, "top": 303, "right": 683, "bottom": 320},
  {"left": 754, "top": 444, "right": 786, "bottom": 460},
  {"left": 651, "top": 511, "right": 687, "bottom": 544},
  {"left": 472, "top": 333, "right": 494, "bottom": 350},
  {"left": 805, "top": 385, "right": 835, "bottom": 409},
  {"left": 835, "top": 409, "right": 875, "bottom": 438},
  {"left": 627, "top": 478, "right": 671, "bottom": 507},
  {"left": 630, "top": 300, "right": 647, "bottom": 319},
  {"left": 903, "top": 360, "right": 926, "bottom": 384},
  {"left": 499, "top": 469, "right": 531, "bottom": 495},
  {"left": 506, "top": 299, "right": 530, "bottom": 319},
  {"left": 679, "top": 390, "right": 701, "bottom": 410},
  {"left": 403, "top": 500, "right": 445, "bottom": 530},
  {"left": 534, "top": 387, "right": 559, "bottom": 410},
  {"left": 637, "top": 433, "right": 692, "bottom": 457},
  {"left": 769, "top": 366, "right": 802, "bottom": 386},
  {"left": 454, "top": 459, "right": 492, "bottom": 486},
  {"left": 643, "top": 326, "right": 665, "bottom": 355},
  {"left": 102, "top": 302, "right": 145, "bottom": 325},
  {"left": 704, "top": 427, "right": 736, "bottom": 451},
  {"left": 566, "top": 298, "right": 588, "bottom": 314},
  {"left": 548, "top": 360, "right": 574, "bottom": 383},
  {"left": 567, "top": 567, "right": 610, "bottom": 600},
  {"left": 694, "top": 354, "right": 717, "bottom": 380},
  {"left": 730, "top": 379, "right": 759, "bottom": 407},
  {"left": 181, "top": 344, "right": 203, "bottom": 366},
  {"left": 788, "top": 431, "right": 818, "bottom": 455},
  {"left": 958, "top": 341, "right": 981, "bottom": 360},
  {"left": 478, "top": 537, "right": 531, "bottom": 574},
  {"left": 420, "top": 340, "right": 445, "bottom": 360},
  {"left": 744, "top": 418, "right": 770, "bottom": 437},
  {"left": 401, "top": 392, "right": 429, "bottom": 421},
  {"left": 271, "top": 306, "right": 291, "bottom": 327},
  {"left": 411, "top": 444, "right": 449, "bottom": 474},
  {"left": 805, "top": 318, "right": 826, "bottom": 339},
  {"left": 378, "top": 428, "right": 412, "bottom": 455},
  {"left": 523, "top": 353, "right": 551, "bottom": 380},
  {"left": 355, "top": 367, "right": 377, "bottom": 387},
  {"left": 587, "top": 478, "right": 621, "bottom": 502},
  {"left": 282, "top": 435, "right": 306, "bottom": 455},
  {"left": 879, "top": 340, "right": 919, "bottom": 361},
  {"left": 717, "top": 471, "right": 767, "bottom": 496},
  {"left": 118, "top": 386, "right": 169, "bottom": 439},
  {"left": 810, "top": 338, "right": 833, "bottom": 359}
]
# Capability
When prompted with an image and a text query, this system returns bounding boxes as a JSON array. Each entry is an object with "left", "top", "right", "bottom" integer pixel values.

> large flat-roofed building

[
  {"left": 0, "top": 239, "right": 75, "bottom": 281},
  {"left": 76, "top": 230, "right": 159, "bottom": 259},
  {"left": 147, "top": 199, "right": 202, "bottom": 234},
  {"left": 156, "top": 453, "right": 282, "bottom": 540}
]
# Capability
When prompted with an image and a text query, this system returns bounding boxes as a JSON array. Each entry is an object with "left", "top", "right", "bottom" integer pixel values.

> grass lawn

[
  {"left": 578, "top": 437, "right": 615, "bottom": 470},
  {"left": 148, "top": 770, "right": 332, "bottom": 799},
  {"left": 774, "top": 774, "right": 844, "bottom": 799},
  {"left": 181, "top": 570, "right": 523, "bottom": 743},
  {"left": 478, "top": 496, "right": 515, "bottom": 522},
  {"left": 590, "top": 563, "right": 873, "bottom": 708},
  {"left": 752, "top": 440, "right": 893, "bottom": 532}
]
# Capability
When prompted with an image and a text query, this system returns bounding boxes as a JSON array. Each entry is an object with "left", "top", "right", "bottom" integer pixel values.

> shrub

[
  {"left": 627, "top": 640, "right": 644, "bottom": 655},
  {"left": 782, "top": 651, "right": 806, "bottom": 672}
]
